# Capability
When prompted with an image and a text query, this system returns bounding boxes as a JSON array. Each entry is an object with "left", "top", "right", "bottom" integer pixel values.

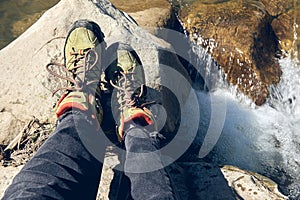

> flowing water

[
  {"left": 181, "top": 1, "right": 300, "bottom": 198},
  {"left": 0, "top": 0, "right": 299, "bottom": 198},
  {"left": 197, "top": 55, "right": 300, "bottom": 199}
]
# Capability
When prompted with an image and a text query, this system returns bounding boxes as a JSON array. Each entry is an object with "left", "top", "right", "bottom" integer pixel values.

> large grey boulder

[{"left": 0, "top": 0, "right": 189, "bottom": 145}]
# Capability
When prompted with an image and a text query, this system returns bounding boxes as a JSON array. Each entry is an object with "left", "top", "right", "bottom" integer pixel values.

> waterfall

[
  {"left": 188, "top": 23, "right": 300, "bottom": 199},
  {"left": 268, "top": 56, "right": 300, "bottom": 116},
  {"left": 268, "top": 19, "right": 300, "bottom": 117}
]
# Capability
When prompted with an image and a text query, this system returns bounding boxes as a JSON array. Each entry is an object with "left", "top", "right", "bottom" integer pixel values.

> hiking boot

[
  {"left": 46, "top": 19, "right": 105, "bottom": 128},
  {"left": 106, "top": 43, "right": 156, "bottom": 141}
]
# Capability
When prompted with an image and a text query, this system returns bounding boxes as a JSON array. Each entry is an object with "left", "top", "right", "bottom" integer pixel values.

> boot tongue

[
  {"left": 74, "top": 28, "right": 98, "bottom": 49},
  {"left": 117, "top": 50, "right": 137, "bottom": 72},
  {"left": 66, "top": 28, "right": 99, "bottom": 71}
]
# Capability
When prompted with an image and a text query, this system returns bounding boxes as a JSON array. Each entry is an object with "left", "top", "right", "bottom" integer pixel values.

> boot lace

[
  {"left": 110, "top": 71, "right": 150, "bottom": 110},
  {"left": 46, "top": 49, "right": 101, "bottom": 96}
]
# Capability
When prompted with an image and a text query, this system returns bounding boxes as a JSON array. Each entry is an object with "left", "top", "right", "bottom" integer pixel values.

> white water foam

[{"left": 195, "top": 54, "right": 300, "bottom": 198}]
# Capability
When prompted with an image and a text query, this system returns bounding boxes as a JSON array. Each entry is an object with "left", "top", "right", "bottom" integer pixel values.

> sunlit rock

[
  {"left": 179, "top": 1, "right": 282, "bottom": 105},
  {"left": 110, "top": 0, "right": 173, "bottom": 34},
  {"left": 260, "top": 0, "right": 295, "bottom": 16},
  {"left": 264, "top": 1, "right": 300, "bottom": 60},
  {"left": 222, "top": 165, "right": 288, "bottom": 200},
  {"left": 0, "top": 0, "right": 188, "bottom": 145}
]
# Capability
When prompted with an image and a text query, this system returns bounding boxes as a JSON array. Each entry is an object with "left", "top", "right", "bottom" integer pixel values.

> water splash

[
  {"left": 268, "top": 56, "right": 300, "bottom": 117},
  {"left": 192, "top": 55, "right": 300, "bottom": 199},
  {"left": 188, "top": 15, "right": 300, "bottom": 199},
  {"left": 188, "top": 37, "right": 225, "bottom": 91}
]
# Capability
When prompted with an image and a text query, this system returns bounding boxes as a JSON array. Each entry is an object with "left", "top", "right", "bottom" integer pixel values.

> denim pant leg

[
  {"left": 124, "top": 127, "right": 176, "bottom": 200},
  {"left": 3, "top": 110, "right": 106, "bottom": 200}
]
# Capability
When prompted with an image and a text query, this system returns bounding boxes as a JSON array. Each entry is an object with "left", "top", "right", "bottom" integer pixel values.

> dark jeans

[{"left": 3, "top": 110, "right": 176, "bottom": 200}]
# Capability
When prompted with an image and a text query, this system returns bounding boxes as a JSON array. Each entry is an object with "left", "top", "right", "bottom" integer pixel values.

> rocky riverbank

[{"left": 0, "top": 0, "right": 296, "bottom": 199}]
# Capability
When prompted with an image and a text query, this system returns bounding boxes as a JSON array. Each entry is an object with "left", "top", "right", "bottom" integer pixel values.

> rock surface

[
  {"left": 179, "top": 161, "right": 236, "bottom": 199},
  {"left": 0, "top": 112, "right": 26, "bottom": 145},
  {"left": 180, "top": 162, "right": 288, "bottom": 200},
  {"left": 263, "top": 0, "right": 300, "bottom": 59},
  {"left": 179, "top": 0, "right": 282, "bottom": 105},
  {"left": 0, "top": 150, "right": 288, "bottom": 200},
  {"left": 221, "top": 165, "right": 288, "bottom": 200},
  {"left": 0, "top": 147, "right": 119, "bottom": 200},
  {"left": 0, "top": 0, "right": 295, "bottom": 199},
  {"left": 110, "top": 0, "right": 173, "bottom": 33},
  {"left": 261, "top": 0, "right": 295, "bottom": 17},
  {"left": 0, "top": 0, "right": 189, "bottom": 145},
  {"left": 0, "top": 165, "right": 23, "bottom": 199}
]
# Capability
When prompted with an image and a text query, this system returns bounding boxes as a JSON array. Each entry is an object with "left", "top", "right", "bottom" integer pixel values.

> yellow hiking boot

[
  {"left": 106, "top": 43, "right": 156, "bottom": 141},
  {"left": 46, "top": 20, "right": 105, "bottom": 129}
]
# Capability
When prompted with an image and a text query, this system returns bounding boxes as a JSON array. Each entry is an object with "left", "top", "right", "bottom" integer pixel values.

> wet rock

[
  {"left": 260, "top": 0, "right": 295, "bottom": 17},
  {"left": 221, "top": 165, "right": 288, "bottom": 200},
  {"left": 179, "top": 1, "right": 282, "bottom": 105},
  {"left": 258, "top": 0, "right": 300, "bottom": 58},
  {"left": 268, "top": 4, "right": 300, "bottom": 60}
]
